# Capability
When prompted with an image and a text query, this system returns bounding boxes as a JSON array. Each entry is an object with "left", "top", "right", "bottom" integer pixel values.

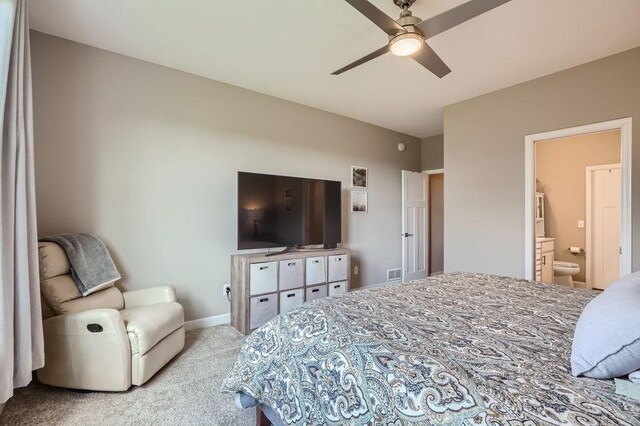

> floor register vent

[{"left": 387, "top": 268, "right": 402, "bottom": 281}]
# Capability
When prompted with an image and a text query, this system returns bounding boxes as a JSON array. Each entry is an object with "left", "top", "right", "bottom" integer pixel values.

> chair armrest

[
  {"left": 42, "top": 308, "right": 126, "bottom": 336},
  {"left": 38, "top": 309, "right": 132, "bottom": 391},
  {"left": 123, "top": 285, "right": 177, "bottom": 309}
]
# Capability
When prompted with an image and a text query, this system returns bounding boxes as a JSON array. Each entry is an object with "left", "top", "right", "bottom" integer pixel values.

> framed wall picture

[
  {"left": 351, "top": 190, "right": 368, "bottom": 213},
  {"left": 351, "top": 166, "right": 367, "bottom": 188}
]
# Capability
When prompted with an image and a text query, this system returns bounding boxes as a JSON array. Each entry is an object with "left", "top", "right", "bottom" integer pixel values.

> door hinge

[{"left": 620, "top": 246, "right": 622, "bottom": 255}]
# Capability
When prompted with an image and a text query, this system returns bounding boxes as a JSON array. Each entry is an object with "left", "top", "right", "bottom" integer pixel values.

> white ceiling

[{"left": 29, "top": 0, "right": 640, "bottom": 138}]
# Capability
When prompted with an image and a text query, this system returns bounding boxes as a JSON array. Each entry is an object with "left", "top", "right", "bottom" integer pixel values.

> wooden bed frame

[{"left": 256, "top": 407, "right": 270, "bottom": 426}]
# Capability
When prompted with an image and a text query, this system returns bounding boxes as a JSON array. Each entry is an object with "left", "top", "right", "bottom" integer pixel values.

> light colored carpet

[{"left": 0, "top": 326, "right": 255, "bottom": 425}]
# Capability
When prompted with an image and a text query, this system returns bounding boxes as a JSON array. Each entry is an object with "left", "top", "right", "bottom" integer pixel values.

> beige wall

[
  {"left": 30, "top": 32, "right": 421, "bottom": 321},
  {"left": 421, "top": 134, "right": 444, "bottom": 171},
  {"left": 536, "top": 130, "right": 621, "bottom": 282},
  {"left": 429, "top": 173, "right": 444, "bottom": 274},
  {"left": 444, "top": 46, "right": 640, "bottom": 278}
]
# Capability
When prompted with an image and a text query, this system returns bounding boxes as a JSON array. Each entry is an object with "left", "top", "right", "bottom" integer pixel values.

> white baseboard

[{"left": 185, "top": 313, "right": 230, "bottom": 332}]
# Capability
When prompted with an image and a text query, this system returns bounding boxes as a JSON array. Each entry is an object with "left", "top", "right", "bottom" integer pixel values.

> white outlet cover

[
  {"left": 578, "top": 220, "right": 585, "bottom": 228},
  {"left": 354, "top": 266, "right": 359, "bottom": 275}
]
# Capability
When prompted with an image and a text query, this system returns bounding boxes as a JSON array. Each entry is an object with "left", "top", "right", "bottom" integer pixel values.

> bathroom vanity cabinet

[{"left": 536, "top": 238, "right": 555, "bottom": 283}]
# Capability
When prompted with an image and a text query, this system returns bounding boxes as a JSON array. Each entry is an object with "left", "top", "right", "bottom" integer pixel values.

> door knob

[{"left": 403, "top": 233, "right": 413, "bottom": 237}]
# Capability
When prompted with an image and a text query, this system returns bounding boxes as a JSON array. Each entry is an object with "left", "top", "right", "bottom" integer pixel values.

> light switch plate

[
  {"left": 578, "top": 220, "right": 585, "bottom": 228},
  {"left": 354, "top": 266, "right": 359, "bottom": 275}
]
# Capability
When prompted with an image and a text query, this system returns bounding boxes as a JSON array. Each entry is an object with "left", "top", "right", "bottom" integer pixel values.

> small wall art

[
  {"left": 351, "top": 190, "right": 368, "bottom": 213},
  {"left": 351, "top": 166, "right": 367, "bottom": 188}
]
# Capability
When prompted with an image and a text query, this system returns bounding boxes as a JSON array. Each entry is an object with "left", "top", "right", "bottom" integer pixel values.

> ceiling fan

[{"left": 332, "top": 0, "right": 512, "bottom": 77}]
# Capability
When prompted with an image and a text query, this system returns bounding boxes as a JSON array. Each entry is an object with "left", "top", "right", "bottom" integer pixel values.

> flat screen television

[{"left": 237, "top": 172, "right": 341, "bottom": 250}]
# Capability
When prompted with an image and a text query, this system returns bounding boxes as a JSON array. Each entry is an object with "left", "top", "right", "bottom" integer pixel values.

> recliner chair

[{"left": 36, "top": 242, "right": 185, "bottom": 391}]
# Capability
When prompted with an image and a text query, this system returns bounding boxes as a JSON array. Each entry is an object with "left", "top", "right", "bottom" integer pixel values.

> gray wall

[
  {"left": 421, "top": 134, "right": 444, "bottom": 171},
  {"left": 444, "top": 46, "right": 640, "bottom": 277},
  {"left": 30, "top": 32, "right": 421, "bottom": 321}
]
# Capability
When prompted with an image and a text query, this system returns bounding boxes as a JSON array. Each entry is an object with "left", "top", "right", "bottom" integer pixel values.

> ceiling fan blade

[
  {"left": 342, "top": 0, "right": 404, "bottom": 36},
  {"left": 412, "top": 42, "right": 451, "bottom": 78},
  {"left": 417, "top": 0, "right": 511, "bottom": 39},
  {"left": 332, "top": 45, "right": 390, "bottom": 75}
]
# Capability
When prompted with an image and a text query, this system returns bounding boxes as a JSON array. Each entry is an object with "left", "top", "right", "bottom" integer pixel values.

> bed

[{"left": 222, "top": 273, "right": 640, "bottom": 425}]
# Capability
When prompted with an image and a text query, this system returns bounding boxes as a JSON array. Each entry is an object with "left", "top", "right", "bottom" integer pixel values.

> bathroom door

[{"left": 588, "top": 164, "right": 621, "bottom": 290}]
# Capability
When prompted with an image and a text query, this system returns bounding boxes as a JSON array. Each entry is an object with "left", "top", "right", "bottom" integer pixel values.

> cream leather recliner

[{"left": 36, "top": 242, "right": 185, "bottom": 391}]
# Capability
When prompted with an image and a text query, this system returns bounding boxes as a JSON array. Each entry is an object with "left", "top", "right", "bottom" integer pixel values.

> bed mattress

[{"left": 222, "top": 273, "right": 640, "bottom": 425}]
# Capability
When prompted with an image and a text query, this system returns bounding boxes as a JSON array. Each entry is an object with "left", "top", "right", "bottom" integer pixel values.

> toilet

[{"left": 553, "top": 261, "right": 580, "bottom": 287}]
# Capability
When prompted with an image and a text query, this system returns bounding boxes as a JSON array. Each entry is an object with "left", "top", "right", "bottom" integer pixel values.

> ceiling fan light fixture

[{"left": 389, "top": 32, "right": 422, "bottom": 57}]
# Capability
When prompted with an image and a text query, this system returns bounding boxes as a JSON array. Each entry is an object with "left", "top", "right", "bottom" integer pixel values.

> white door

[
  {"left": 588, "top": 164, "right": 621, "bottom": 290},
  {"left": 402, "top": 171, "right": 428, "bottom": 282}
]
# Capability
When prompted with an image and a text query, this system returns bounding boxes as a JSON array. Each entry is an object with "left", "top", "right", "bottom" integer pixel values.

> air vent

[{"left": 387, "top": 268, "right": 402, "bottom": 281}]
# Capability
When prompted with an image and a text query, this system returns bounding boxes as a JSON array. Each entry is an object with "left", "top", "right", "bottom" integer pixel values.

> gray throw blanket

[{"left": 40, "top": 233, "right": 121, "bottom": 296}]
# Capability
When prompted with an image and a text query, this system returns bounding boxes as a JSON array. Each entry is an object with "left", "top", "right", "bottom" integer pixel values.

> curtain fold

[{"left": 0, "top": 0, "right": 44, "bottom": 404}]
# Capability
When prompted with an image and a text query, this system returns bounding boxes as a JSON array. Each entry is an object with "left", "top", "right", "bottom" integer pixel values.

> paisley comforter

[{"left": 222, "top": 273, "right": 640, "bottom": 425}]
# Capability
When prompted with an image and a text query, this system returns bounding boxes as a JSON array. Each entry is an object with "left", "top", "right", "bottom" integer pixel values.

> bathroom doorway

[{"left": 524, "top": 118, "right": 632, "bottom": 289}]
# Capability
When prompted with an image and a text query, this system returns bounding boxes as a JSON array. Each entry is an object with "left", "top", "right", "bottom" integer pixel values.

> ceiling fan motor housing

[
  {"left": 393, "top": 0, "right": 416, "bottom": 10},
  {"left": 390, "top": 13, "right": 423, "bottom": 42}
]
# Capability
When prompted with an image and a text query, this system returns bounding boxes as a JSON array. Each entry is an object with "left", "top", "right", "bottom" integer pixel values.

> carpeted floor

[{"left": 0, "top": 326, "right": 255, "bottom": 425}]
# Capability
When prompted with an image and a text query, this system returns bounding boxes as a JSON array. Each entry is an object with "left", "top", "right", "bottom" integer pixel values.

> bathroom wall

[{"left": 535, "top": 130, "right": 621, "bottom": 283}]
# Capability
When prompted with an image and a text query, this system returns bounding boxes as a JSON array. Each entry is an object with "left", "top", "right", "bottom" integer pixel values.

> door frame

[
  {"left": 524, "top": 117, "right": 632, "bottom": 281},
  {"left": 586, "top": 163, "right": 621, "bottom": 289}
]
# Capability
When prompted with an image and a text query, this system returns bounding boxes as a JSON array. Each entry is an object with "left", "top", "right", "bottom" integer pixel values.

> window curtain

[{"left": 0, "top": 0, "right": 44, "bottom": 404}]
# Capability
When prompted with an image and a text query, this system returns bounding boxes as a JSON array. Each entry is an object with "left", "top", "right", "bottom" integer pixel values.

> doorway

[
  {"left": 426, "top": 170, "right": 444, "bottom": 275},
  {"left": 524, "top": 118, "right": 632, "bottom": 286}
]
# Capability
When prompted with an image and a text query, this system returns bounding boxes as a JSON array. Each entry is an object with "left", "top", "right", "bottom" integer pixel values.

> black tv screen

[{"left": 237, "top": 172, "right": 341, "bottom": 250}]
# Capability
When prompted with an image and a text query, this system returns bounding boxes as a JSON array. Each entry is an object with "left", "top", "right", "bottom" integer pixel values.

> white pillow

[{"left": 571, "top": 272, "right": 640, "bottom": 379}]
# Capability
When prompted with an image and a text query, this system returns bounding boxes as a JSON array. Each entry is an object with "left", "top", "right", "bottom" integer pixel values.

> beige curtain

[{"left": 0, "top": 0, "right": 44, "bottom": 404}]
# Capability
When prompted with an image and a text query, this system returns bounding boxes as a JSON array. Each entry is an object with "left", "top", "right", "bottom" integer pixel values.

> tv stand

[{"left": 231, "top": 248, "right": 350, "bottom": 334}]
